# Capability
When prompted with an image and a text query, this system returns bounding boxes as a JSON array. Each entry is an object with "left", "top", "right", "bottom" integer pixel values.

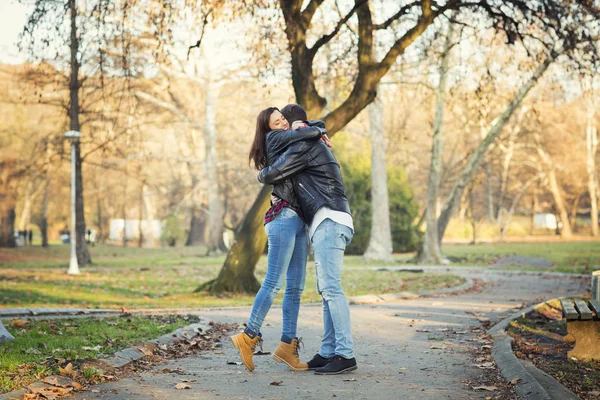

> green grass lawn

[
  {"left": 440, "top": 241, "right": 600, "bottom": 274},
  {"left": 0, "top": 314, "right": 198, "bottom": 393},
  {"left": 0, "top": 244, "right": 464, "bottom": 309}
]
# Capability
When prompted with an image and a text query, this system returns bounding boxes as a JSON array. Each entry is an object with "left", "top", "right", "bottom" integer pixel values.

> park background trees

[{"left": 0, "top": 1, "right": 598, "bottom": 292}]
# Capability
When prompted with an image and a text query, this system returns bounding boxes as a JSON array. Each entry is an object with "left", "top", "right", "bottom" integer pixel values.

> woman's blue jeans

[{"left": 245, "top": 208, "right": 308, "bottom": 343}]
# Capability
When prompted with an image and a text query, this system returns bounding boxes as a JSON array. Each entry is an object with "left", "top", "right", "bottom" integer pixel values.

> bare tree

[
  {"left": 364, "top": 87, "right": 393, "bottom": 261},
  {"left": 420, "top": 18, "right": 454, "bottom": 264}
]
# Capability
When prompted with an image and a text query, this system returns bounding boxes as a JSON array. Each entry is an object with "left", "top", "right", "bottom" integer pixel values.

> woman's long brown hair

[{"left": 249, "top": 107, "right": 278, "bottom": 170}]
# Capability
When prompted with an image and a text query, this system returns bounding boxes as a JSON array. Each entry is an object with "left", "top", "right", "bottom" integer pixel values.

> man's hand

[
  {"left": 320, "top": 134, "right": 332, "bottom": 148},
  {"left": 291, "top": 121, "right": 307, "bottom": 129}
]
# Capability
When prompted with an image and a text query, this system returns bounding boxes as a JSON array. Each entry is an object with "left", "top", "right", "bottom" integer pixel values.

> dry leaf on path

[
  {"left": 227, "top": 361, "right": 242, "bottom": 365},
  {"left": 474, "top": 362, "right": 495, "bottom": 369},
  {"left": 472, "top": 386, "right": 497, "bottom": 392},
  {"left": 430, "top": 344, "right": 447, "bottom": 350},
  {"left": 12, "top": 319, "right": 28, "bottom": 328},
  {"left": 59, "top": 363, "right": 77, "bottom": 378},
  {"left": 269, "top": 381, "right": 283, "bottom": 386},
  {"left": 71, "top": 381, "right": 84, "bottom": 391},
  {"left": 175, "top": 383, "right": 191, "bottom": 390},
  {"left": 343, "top": 378, "right": 357, "bottom": 382},
  {"left": 510, "top": 377, "right": 521, "bottom": 385}
]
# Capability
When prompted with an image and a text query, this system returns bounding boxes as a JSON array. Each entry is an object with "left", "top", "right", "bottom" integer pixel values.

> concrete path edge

[{"left": 488, "top": 299, "right": 579, "bottom": 400}]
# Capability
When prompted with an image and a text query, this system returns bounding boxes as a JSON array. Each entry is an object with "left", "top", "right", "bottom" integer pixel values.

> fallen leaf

[
  {"left": 59, "top": 363, "right": 77, "bottom": 377},
  {"left": 430, "top": 344, "right": 447, "bottom": 350},
  {"left": 270, "top": 381, "right": 283, "bottom": 386},
  {"left": 175, "top": 383, "right": 191, "bottom": 390},
  {"left": 12, "top": 319, "right": 28, "bottom": 328},
  {"left": 227, "top": 361, "right": 242, "bottom": 365},
  {"left": 481, "top": 345, "right": 492, "bottom": 350},
  {"left": 42, "top": 377, "right": 62, "bottom": 386},
  {"left": 71, "top": 381, "right": 84, "bottom": 390},
  {"left": 91, "top": 389, "right": 101, "bottom": 393},
  {"left": 472, "top": 386, "right": 497, "bottom": 392},
  {"left": 343, "top": 378, "right": 357, "bottom": 382},
  {"left": 510, "top": 377, "right": 521, "bottom": 385}
]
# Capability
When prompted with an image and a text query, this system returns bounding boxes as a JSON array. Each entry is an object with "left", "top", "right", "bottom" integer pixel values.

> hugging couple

[{"left": 230, "top": 104, "right": 356, "bottom": 375}]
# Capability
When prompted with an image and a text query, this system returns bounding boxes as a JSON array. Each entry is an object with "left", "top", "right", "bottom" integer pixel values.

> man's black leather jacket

[
  {"left": 265, "top": 122, "right": 325, "bottom": 208},
  {"left": 259, "top": 123, "right": 351, "bottom": 225}
]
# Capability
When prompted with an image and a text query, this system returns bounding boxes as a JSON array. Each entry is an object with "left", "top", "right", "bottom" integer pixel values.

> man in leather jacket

[{"left": 258, "top": 104, "right": 357, "bottom": 375}]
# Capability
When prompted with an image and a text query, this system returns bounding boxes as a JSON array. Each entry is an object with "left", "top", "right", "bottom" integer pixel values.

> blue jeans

[
  {"left": 311, "top": 219, "right": 354, "bottom": 359},
  {"left": 245, "top": 208, "right": 308, "bottom": 343}
]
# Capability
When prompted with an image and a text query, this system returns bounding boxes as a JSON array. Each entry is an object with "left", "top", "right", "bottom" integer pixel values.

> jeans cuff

[
  {"left": 280, "top": 335, "right": 294, "bottom": 344},
  {"left": 244, "top": 327, "right": 260, "bottom": 338}
]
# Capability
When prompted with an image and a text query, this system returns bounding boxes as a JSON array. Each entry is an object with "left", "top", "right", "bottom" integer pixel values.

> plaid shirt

[{"left": 264, "top": 196, "right": 304, "bottom": 225}]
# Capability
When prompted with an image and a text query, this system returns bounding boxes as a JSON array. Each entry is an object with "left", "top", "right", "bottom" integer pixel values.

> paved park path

[{"left": 70, "top": 267, "right": 588, "bottom": 400}]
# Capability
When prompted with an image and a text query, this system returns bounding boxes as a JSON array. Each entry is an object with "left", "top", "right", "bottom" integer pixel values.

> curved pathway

[{"left": 62, "top": 267, "right": 587, "bottom": 400}]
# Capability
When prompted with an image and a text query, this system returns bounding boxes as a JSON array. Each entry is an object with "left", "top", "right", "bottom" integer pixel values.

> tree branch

[
  {"left": 309, "top": 0, "right": 367, "bottom": 55},
  {"left": 373, "top": 2, "right": 419, "bottom": 30}
]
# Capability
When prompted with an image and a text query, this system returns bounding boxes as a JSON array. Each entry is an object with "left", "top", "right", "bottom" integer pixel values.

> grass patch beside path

[
  {"left": 0, "top": 314, "right": 198, "bottom": 394},
  {"left": 0, "top": 245, "right": 465, "bottom": 309},
  {"left": 441, "top": 241, "right": 600, "bottom": 273}
]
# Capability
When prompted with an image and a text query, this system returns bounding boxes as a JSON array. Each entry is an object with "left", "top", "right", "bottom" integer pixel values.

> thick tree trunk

[
  {"left": 196, "top": 185, "right": 270, "bottom": 293},
  {"left": 203, "top": 71, "right": 225, "bottom": 255},
  {"left": 437, "top": 52, "right": 556, "bottom": 243},
  {"left": 419, "top": 20, "right": 453, "bottom": 264},
  {"left": 586, "top": 95, "right": 598, "bottom": 236},
  {"left": 69, "top": 0, "right": 91, "bottom": 265},
  {"left": 364, "top": 89, "right": 393, "bottom": 261}
]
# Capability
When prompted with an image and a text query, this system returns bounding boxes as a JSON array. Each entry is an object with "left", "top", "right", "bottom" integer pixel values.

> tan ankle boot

[
  {"left": 272, "top": 338, "right": 308, "bottom": 371},
  {"left": 231, "top": 332, "right": 262, "bottom": 371}
]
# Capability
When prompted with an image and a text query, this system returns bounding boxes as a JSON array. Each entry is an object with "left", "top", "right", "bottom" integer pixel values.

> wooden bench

[{"left": 560, "top": 298, "right": 600, "bottom": 361}]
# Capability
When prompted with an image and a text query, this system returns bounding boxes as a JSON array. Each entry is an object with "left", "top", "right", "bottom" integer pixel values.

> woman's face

[{"left": 268, "top": 110, "right": 290, "bottom": 131}]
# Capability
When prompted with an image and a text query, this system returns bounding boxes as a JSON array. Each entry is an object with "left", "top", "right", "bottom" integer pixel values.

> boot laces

[
  {"left": 293, "top": 337, "right": 303, "bottom": 356},
  {"left": 252, "top": 337, "right": 264, "bottom": 353}
]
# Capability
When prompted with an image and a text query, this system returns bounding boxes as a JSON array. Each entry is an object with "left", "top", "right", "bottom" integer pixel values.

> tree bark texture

[
  {"left": 69, "top": 0, "right": 91, "bottom": 264},
  {"left": 437, "top": 52, "right": 557, "bottom": 243},
  {"left": 203, "top": 70, "right": 225, "bottom": 254},
  {"left": 586, "top": 93, "right": 598, "bottom": 236},
  {"left": 420, "top": 19, "right": 453, "bottom": 264},
  {"left": 364, "top": 89, "right": 393, "bottom": 261}
]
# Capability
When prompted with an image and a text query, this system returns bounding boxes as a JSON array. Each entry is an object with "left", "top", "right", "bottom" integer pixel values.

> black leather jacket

[
  {"left": 265, "top": 123, "right": 325, "bottom": 208},
  {"left": 259, "top": 124, "right": 351, "bottom": 225}
]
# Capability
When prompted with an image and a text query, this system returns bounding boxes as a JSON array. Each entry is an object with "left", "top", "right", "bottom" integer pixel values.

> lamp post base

[{"left": 67, "top": 256, "right": 80, "bottom": 275}]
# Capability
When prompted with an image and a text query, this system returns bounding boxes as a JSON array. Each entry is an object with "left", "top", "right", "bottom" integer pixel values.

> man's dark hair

[{"left": 280, "top": 104, "right": 307, "bottom": 123}]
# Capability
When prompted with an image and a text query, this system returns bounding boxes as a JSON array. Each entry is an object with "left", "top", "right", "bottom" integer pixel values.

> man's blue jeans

[
  {"left": 311, "top": 218, "right": 354, "bottom": 359},
  {"left": 245, "top": 208, "right": 308, "bottom": 343}
]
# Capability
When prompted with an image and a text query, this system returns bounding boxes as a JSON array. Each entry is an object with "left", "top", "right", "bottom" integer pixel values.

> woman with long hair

[{"left": 231, "top": 107, "right": 325, "bottom": 372}]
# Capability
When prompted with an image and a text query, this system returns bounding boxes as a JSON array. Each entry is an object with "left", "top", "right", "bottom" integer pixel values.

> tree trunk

[
  {"left": 530, "top": 193, "right": 538, "bottom": 235},
  {"left": 437, "top": 52, "right": 557, "bottom": 243},
  {"left": 40, "top": 173, "right": 50, "bottom": 247},
  {"left": 69, "top": 0, "right": 91, "bottom": 265},
  {"left": 586, "top": 93, "right": 598, "bottom": 236},
  {"left": 18, "top": 179, "right": 33, "bottom": 233},
  {"left": 499, "top": 176, "right": 538, "bottom": 240},
  {"left": 419, "top": 20, "right": 453, "bottom": 264},
  {"left": 546, "top": 167, "right": 574, "bottom": 238},
  {"left": 203, "top": 69, "right": 225, "bottom": 255},
  {"left": 196, "top": 185, "right": 270, "bottom": 293},
  {"left": 138, "top": 183, "right": 144, "bottom": 248},
  {"left": 121, "top": 174, "right": 128, "bottom": 247},
  {"left": 364, "top": 88, "right": 393, "bottom": 261},
  {"left": 185, "top": 173, "right": 205, "bottom": 246},
  {"left": 569, "top": 191, "right": 581, "bottom": 232},
  {"left": 142, "top": 184, "right": 154, "bottom": 248}
]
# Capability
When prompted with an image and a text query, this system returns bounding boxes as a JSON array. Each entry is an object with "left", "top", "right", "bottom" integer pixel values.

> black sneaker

[
  {"left": 307, "top": 353, "right": 332, "bottom": 370},
  {"left": 314, "top": 355, "right": 357, "bottom": 375}
]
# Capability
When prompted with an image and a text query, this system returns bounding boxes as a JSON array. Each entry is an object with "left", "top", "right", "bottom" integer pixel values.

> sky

[{"left": 0, "top": 0, "right": 31, "bottom": 64}]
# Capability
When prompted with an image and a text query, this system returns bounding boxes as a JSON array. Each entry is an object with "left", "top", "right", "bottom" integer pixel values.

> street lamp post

[{"left": 65, "top": 130, "right": 82, "bottom": 275}]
